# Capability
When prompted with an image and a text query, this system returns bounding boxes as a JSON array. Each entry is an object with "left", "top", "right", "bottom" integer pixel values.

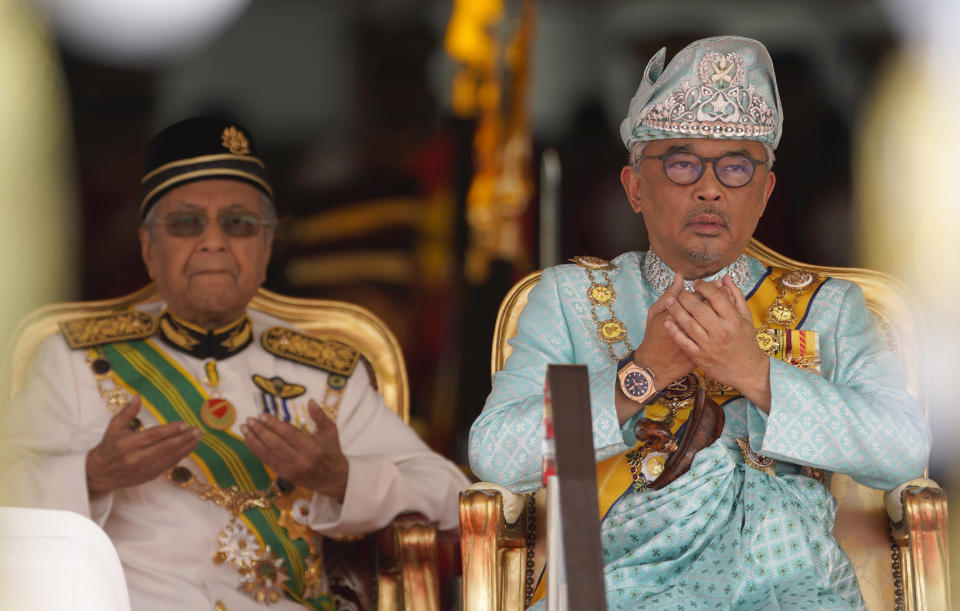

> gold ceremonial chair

[
  {"left": 1, "top": 285, "right": 440, "bottom": 611},
  {"left": 460, "top": 238, "right": 949, "bottom": 611}
]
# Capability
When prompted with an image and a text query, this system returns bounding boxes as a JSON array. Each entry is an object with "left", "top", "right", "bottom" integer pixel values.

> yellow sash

[{"left": 530, "top": 265, "right": 825, "bottom": 606}]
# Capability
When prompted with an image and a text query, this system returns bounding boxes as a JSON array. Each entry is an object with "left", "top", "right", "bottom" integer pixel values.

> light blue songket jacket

[{"left": 469, "top": 251, "right": 930, "bottom": 610}]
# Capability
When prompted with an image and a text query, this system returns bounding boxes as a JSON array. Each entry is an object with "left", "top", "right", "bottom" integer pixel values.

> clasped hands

[
  {"left": 86, "top": 396, "right": 349, "bottom": 500},
  {"left": 633, "top": 272, "right": 771, "bottom": 411}
]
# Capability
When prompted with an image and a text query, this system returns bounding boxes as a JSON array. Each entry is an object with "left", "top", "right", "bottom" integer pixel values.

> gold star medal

[{"left": 221, "top": 125, "right": 251, "bottom": 155}]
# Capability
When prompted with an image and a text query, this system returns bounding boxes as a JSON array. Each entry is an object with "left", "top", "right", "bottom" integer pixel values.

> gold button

[{"left": 215, "top": 602, "right": 226, "bottom": 611}]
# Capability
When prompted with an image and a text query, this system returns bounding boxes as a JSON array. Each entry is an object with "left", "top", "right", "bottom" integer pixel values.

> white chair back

[{"left": 0, "top": 507, "right": 131, "bottom": 611}]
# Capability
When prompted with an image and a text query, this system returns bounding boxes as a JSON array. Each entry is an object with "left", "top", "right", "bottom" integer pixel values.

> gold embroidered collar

[{"left": 158, "top": 310, "right": 253, "bottom": 360}]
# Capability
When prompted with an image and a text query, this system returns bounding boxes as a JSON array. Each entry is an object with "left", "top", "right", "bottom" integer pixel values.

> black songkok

[{"left": 139, "top": 117, "right": 272, "bottom": 219}]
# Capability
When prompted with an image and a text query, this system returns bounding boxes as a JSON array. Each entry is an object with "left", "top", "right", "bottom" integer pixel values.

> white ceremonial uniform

[{"left": 0, "top": 304, "right": 469, "bottom": 610}]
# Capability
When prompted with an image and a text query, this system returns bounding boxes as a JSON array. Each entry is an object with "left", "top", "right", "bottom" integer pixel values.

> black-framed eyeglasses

[
  {"left": 639, "top": 152, "right": 767, "bottom": 188},
  {"left": 156, "top": 211, "right": 273, "bottom": 238}
]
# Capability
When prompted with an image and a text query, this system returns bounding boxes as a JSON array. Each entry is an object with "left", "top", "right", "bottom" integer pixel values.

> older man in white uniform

[{"left": 0, "top": 117, "right": 469, "bottom": 610}]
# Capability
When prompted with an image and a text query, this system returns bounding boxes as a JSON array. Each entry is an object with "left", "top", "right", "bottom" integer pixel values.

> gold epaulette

[
  {"left": 261, "top": 326, "right": 360, "bottom": 377},
  {"left": 59, "top": 311, "right": 157, "bottom": 349}
]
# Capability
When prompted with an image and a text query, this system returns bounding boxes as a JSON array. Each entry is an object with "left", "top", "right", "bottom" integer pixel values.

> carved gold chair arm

[
  {"left": 460, "top": 484, "right": 530, "bottom": 611},
  {"left": 377, "top": 519, "right": 441, "bottom": 611},
  {"left": 884, "top": 478, "right": 950, "bottom": 610},
  {"left": 468, "top": 482, "right": 527, "bottom": 524}
]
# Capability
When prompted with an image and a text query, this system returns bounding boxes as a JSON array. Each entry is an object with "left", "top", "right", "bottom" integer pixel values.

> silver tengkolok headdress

[{"left": 620, "top": 36, "right": 783, "bottom": 150}]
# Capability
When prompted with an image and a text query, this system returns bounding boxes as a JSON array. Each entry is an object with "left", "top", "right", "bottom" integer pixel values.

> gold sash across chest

[
  {"left": 530, "top": 265, "right": 826, "bottom": 606},
  {"left": 593, "top": 266, "right": 825, "bottom": 519}
]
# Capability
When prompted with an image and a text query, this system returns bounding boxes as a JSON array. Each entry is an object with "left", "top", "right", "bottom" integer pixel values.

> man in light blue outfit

[{"left": 469, "top": 36, "right": 930, "bottom": 609}]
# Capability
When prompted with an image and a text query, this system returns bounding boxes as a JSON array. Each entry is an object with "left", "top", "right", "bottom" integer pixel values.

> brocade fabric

[{"left": 469, "top": 251, "right": 930, "bottom": 610}]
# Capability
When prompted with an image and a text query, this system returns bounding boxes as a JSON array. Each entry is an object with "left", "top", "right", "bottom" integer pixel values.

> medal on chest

[{"left": 200, "top": 360, "right": 237, "bottom": 430}]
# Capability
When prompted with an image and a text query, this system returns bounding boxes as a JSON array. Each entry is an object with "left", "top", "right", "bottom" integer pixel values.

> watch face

[{"left": 623, "top": 371, "right": 650, "bottom": 398}]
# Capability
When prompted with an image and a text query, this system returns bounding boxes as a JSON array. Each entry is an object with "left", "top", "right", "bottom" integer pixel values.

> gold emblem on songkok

[
  {"left": 221, "top": 125, "right": 251, "bottom": 155},
  {"left": 60, "top": 311, "right": 156, "bottom": 349},
  {"left": 261, "top": 327, "right": 359, "bottom": 376}
]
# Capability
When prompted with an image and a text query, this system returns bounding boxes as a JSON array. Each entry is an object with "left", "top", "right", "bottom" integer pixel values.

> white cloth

[{"left": 0, "top": 304, "right": 469, "bottom": 610}]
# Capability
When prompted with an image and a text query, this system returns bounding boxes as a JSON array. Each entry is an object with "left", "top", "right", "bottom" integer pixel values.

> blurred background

[{"left": 2, "top": 0, "right": 959, "bottom": 594}]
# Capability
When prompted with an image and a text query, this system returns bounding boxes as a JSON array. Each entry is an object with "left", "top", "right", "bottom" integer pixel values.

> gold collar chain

[
  {"left": 571, "top": 256, "right": 633, "bottom": 363},
  {"left": 167, "top": 465, "right": 327, "bottom": 605},
  {"left": 167, "top": 465, "right": 278, "bottom": 516}
]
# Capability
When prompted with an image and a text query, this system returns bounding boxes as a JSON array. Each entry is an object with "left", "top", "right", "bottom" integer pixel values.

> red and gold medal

[
  {"left": 201, "top": 397, "right": 237, "bottom": 430},
  {"left": 201, "top": 360, "right": 236, "bottom": 430}
]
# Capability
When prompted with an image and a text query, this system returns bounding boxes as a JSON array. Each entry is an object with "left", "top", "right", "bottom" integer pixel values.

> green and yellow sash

[{"left": 102, "top": 339, "right": 333, "bottom": 610}]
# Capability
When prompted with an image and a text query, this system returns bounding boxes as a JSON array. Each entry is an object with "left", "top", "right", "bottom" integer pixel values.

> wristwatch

[{"left": 617, "top": 355, "right": 658, "bottom": 404}]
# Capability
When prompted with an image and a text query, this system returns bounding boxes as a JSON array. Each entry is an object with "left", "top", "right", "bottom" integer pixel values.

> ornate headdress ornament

[{"left": 620, "top": 36, "right": 783, "bottom": 150}]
